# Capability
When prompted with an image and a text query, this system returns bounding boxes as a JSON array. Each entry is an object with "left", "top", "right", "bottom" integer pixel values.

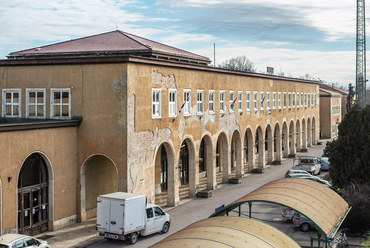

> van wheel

[
  {"left": 162, "top": 222, "right": 170, "bottom": 233},
  {"left": 300, "top": 223, "right": 310, "bottom": 232},
  {"left": 130, "top": 233, "right": 138, "bottom": 244}
]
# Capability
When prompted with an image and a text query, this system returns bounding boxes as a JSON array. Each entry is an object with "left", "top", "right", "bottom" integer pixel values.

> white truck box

[{"left": 97, "top": 192, "right": 146, "bottom": 235}]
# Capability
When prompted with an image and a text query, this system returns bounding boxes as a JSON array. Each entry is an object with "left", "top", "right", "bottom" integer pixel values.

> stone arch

[
  {"left": 216, "top": 132, "right": 229, "bottom": 183},
  {"left": 274, "top": 122, "right": 282, "bottom": 163},
  {"left": 302, "top": 118, "right": 307, "bottom": 149},
  {"left": 81, "top": 154, "right": 118, "bottom": 221},
  {"left": 255, "top": 126, "right": 265, "bottom": 168},
  {"left": 312, "top": 116, "right": 317, "bottom": 145},
  {"left": 307, "top": 117, "right": 312, "bottom": 147},
  {"left": 230, "top": 130, "right": 243, "bottom": 178},
  {"left": 289, "top": 120, "right": 296, "bottom": 155},
  {"left": 282, "top": 121, "right": 289, "bottom": 158},
  {"left": 154, "top": 142, "right": 177, "bottom": 207},
  {"left": 199, "top": 134, "right": 215, "bottom": 190},
  {"left": 180, "top": 137, "right": 196, "bottom": 198},
  {"left": 296, "top": 119, "right": 302, "bottom": 151},
  {"left": 265, "top": 124, "right": 273, "bottom": 164},
  {"left": 18, "top": 152, "right": 54, "bottom": 235},
  {"left": 244, "top": 126, "right": 255, "bottom": 171}
]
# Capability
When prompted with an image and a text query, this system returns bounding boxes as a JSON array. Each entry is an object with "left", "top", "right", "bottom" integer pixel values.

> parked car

[
  {"left": 0, "top": 234, "right": 50, "bottom": 248},
  {"left": 284, "top": 169, "right": 313, "bottom": 178},
  {"left": 292, "top": 156, "right": 321, "bottom": 175},
  {"left": 281, "top": 207, "right": 295, "bottom": 221},
  {"left": 320, "top": 155, "right": 330, "bottom": 171},
  {"left": 293, "top": 212, "right": 316, "bottom": 232},
  {"left": 299, "top": 176, "right": 332, "bottom": 188}
]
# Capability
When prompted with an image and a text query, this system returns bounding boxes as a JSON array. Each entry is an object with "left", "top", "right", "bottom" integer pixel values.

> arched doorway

[
  {"left": 265, "top": 125, "right": 273, "bottom": 164},
  {"left": 307, "top": 118, "right": 312, "bottom": 147},
  {"left": 296, "top": 120, "right": 301, "bottom": 151},
  {"left": 179, "top": 142, "right": 189, "bottom": 186},
  {"left": 312, "top": 117, "right": 316, "bottom": 145},
  {"left": 256, "top": 126, "right": 264, "bottom": 168},
  {"left": 231, "top": 131, "right": 242, "bottom": 178},
  {"left": 18, "top": 154, "right": 49, "bottom": 235},
  {"left": 216, "top": 132, "right": 228, "bottom": 183},
  {"left": 199, "top": 135, "right": 215, "bottom": 190},
  {"left": 81, "top": 154, "right": 118, "bottom": 221},
  {"left": 282, "top": 122, "right": 289, "bottom": 157},
  {"left": 244, "top": 128, "right": 254, "bottom": 171},
  {"left": 302, "top": 119, "right": 307, "bottom": 149},
  {"left": 289, "top": 120, "right": 295, "bottom": 155},
  {"left": 160, "top": 146, "right": 168, "bottom": 191},
  {"left": 274, "top": 123, "right": 282, "bottom": 162}
]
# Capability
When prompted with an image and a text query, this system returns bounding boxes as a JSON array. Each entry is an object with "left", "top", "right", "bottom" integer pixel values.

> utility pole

[{"left": 356, "top": 0, "right": 366, "bottom": 106}]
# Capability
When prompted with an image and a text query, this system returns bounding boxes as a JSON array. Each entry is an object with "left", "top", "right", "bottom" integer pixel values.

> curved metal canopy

[
  {"left": 150, "top": 216, "right": 301, "bottom": 248},
  {"left": 210, "top": 178, "right": 350, "bottom": 238}
]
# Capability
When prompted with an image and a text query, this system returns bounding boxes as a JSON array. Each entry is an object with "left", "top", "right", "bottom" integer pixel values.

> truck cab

[
  {"left": 292, "top": 156, "right": 321, "bottom": 175},
  {"left": 142, "top": 204, "right": 170, "bottom": 236}
]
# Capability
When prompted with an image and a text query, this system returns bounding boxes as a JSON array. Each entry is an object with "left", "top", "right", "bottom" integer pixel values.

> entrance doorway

[
  {"left": 18, "top": 154, "right": 48, "bottom": 235},
  {"left": 160, "top": 145, "right": 168, "bottom": 191},
  {"left": 179, "top": 142, "right": 189, "bottom": 185}
]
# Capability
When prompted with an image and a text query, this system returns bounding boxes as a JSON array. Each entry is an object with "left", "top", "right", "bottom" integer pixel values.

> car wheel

[
  {"left": 130, "top": 232, "right": 138, "bottom": 244},
  {"left": 300, "top": 223, "right": 310, "bottom": 232},
  {"left": 162, "top": 222, "right": 170, "bottom": 233}
]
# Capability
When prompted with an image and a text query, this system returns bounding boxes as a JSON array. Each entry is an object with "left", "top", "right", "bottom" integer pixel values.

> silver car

[
  {"left": 281, "top": 207, "right": 295, "bottom": 221},
  {"left": 0, "top": 234, "right": 50, "bottom": 248},
  {"left": 292, "top": 212, "right": 316, "bottom": 232},
  {"left": 284, "top": 170, "right": 312, "bottom": 178}
]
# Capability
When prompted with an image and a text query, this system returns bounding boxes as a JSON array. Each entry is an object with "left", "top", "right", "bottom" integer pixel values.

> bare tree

[{"left": 219, "top": 55, "right": 256, "bottom": 72}]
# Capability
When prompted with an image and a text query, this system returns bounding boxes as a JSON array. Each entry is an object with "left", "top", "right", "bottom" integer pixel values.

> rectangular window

[
  {"left": 288, "top": 93, "right": 291, "bottom": 108},
  {"left": 197, "top": 90, "right": 204, "bottom": 115},
  {"left": 152, "top": 89, "right": 161, "bottom": 118},
  {"left": 260, "top": 92, "right": 265, "bottom": 110},
  {"left": 209, "top": 90, "right": 215, "bottom": 113},
  {"left": 169, "top": 89, "right": 177, "bottom": 117},
  {"left": 283, "top": 92, "right": 286, "bottom": 108},
  {"left": 278, "top": 92, "right": 281, "bottom": 109},
  {"left": 220, "top": 90, "right": 225, "bottom": 113},
  {"left": 314, "top": 93, "right": 317, "bottom": 106},
  {"left": 51, "top": 88, "right": 70, "bottom": 118},
  {"left": 301, "top": 93, "right": 303, "bottom": 106},
  {"left": 311, "top": 93, "right": 314, "bottom": 106},
  {"left": 183, "top": 89, "right": 191, "bottom": 115},
  {"left": 273, "top": 92, "right": 276, "bottom": 109},
  {"left": 254, "top": 91, "right": 258, "bottom": 111},
  {"left": 296, "top": 93, "right": 299, "bottom": 107},
  {"left": 292, "top": 92, "right": 296, "bottom": 107},
  {"left": 304, "top": 93, "right": 307, "bottom": 106},
  {"left": 246, "top": 91, "right": 251, "bottom": 111},
  {"left": 308, "top": 93, "right": 311, "bottom": 107},
  {"left": 267, "top": 92, "right": 271, "bottom": 109},
  {"left": 26, "top": 89, "right": 45, "bottom": 118},
  {"left": 2, "top": 89, "right": 21, "bottom": 117},
  {"left": 238, "top": 91, "right": 243, "bottom": 112},
  {"left": 229, "top": 91, "right": 235, "bottom": 112}
]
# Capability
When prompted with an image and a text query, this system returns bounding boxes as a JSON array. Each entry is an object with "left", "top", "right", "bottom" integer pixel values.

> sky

[{"left": 0, "top": 0, "right": 367, "bottom": 88}]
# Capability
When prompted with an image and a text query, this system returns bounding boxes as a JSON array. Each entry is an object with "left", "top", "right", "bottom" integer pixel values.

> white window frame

[
  {"left": 308, "top": 93, "right": 311, "bottom": 107},
  {"left": 183, "top": 89, "right": 191, "bottom": 116},
  {"left": 238, "top": 91, "right": 243, "bottom": 112},
  {"left": 220, "top": 90, "right": 225, "bottom": 113},
  {"left": 209, "top": 90, "right": 215, "bottom": 114},
  {"left": 50, "top": 88, "right": 71, "bottom": 119},
  {"left": 273, "top": 92, "right": 276, "bottom": 109},
  {"left": 26, "top": 88, "right": 46, "bottom": 118},
  {"left": 311, "top": 93, "right": 314, "bottom": 106},
  {"left": 229, "top": 91, "right": 235, "bottom": 113},
  {"left": 169, "top": 89, "right": 177, "bottom": 117},
  {"left": 267, "top": 92, "right": 271, "bottom": 109},
  {"left": 283, "top": 92, "right": 287, "bottom": 108},
  {"left": 304, "top": 93, "right": 307, "bottom": 106},
  {"left": 292, "top": 92, "right": 296, "bottom": 107},
  {"left": 278, "top": 92, "right": 281, "bottom": 109},
  {"left": 197, "top": 90, "right": 204, "bottom": 115},
  {"left": 314, "top": 93, "right": 317, "bottom": 106},
  {"left": 288, "top": 92, "right": 291, "bottom": 108},
  {"left": 152, "top": 89, "right": 161, "bottom": 118},
  {"left": 260, "top": 92, "right": 265, "bottom": 110},
  {"left": 2, "top": 88, "right": 21, "bottom": 117},
  {"left": 253, "top": 91, "right": 258, "bottom": 111},
  {"left": 246, "top": 91, "right": 251, "bottom": 111},
  {"left": 301, "top": 93, "right": 304, "bottom": 106}
]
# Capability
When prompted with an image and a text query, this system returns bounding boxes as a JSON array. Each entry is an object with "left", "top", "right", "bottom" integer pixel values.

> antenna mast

[{"left": 356, "top": 0, "right": 366, "bottom": 106}]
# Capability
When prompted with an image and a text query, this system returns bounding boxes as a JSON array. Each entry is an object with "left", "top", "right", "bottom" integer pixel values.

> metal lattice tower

[{"left": 356, "top": 0, "right": 366, "bottom": 106}]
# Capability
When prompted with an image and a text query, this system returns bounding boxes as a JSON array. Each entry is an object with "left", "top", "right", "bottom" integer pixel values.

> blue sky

[{"left": 0, "top": 0, "right": 366, "bottom": 88}]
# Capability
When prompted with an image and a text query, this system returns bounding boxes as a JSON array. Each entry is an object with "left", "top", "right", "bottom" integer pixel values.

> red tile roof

[{"left": 9, "top": 30, "right": 210, "bottom": 63}]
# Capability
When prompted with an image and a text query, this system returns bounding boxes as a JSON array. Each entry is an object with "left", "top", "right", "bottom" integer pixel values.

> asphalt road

[{"left": 88, "top": 141, "right": 329, "bottom": 248}]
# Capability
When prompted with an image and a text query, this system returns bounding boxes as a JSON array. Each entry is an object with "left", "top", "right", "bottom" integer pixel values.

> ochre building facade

[{"left": 0, "top": 31, "right": 319, "bottom": 235}]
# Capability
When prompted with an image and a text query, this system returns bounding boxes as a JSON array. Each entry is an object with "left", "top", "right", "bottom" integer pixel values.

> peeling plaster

[
  {"left": 110, "top": 73, "right": 127, "bottom": 128},
  {"left": 151, "top": 70, "right": 176, "bottom": 89}
]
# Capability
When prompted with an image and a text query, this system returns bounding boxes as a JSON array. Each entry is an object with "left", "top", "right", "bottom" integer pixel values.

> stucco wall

[{"left": 0, "top": 127, "right": 78, "bottom": 233}]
